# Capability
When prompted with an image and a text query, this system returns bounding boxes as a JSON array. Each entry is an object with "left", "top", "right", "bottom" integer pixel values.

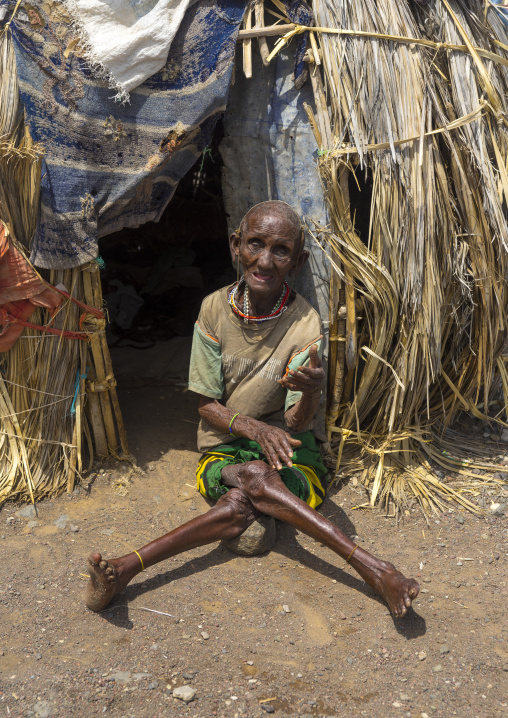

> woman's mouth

[{"left": 252, "top": 272, "right": 273, "bottom": 282}]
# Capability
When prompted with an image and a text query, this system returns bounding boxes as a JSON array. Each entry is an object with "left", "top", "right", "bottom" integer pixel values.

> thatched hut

[{"left": 1, "top": 0, "right": 507, "bottom": 515}]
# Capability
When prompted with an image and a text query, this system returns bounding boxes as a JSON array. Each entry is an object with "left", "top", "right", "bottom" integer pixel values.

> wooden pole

[
  {"left": 255, "top": 0, "right": 270, "bottom": 66},
  {"left": 243, "top": 4, "right": 253, "bottom": 78}
]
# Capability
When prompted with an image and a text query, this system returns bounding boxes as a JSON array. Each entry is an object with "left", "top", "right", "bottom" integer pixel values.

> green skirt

[{"left": 196, "top": 431, "right": 327, "bottom": 508}]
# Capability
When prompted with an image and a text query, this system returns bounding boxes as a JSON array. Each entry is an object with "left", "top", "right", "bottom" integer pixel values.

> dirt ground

[{"left": 1, "top": 377, "right": 507, "bottom": 718}]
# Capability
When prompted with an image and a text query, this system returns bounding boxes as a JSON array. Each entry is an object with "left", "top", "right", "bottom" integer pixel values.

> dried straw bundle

[
  {"left": 305, "top": 0, "right": 508, "bottom": 514},
  {"left": 0, "top": 22, "right": 127, "bottom": 505}
]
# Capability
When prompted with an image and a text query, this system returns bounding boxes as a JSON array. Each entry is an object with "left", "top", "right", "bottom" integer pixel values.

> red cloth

[{"left": 0, "top": 224, "right": 63, "bottom": 352}]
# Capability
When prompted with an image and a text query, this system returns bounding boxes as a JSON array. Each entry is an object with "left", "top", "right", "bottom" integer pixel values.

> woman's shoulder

[{"left": 288, "top": 292, "right": 322, "bottom": 327}]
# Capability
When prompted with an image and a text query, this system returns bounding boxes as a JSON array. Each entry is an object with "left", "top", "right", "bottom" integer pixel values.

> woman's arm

[{"left": 198, "top": 397, "right": 302, "bottom": 471}]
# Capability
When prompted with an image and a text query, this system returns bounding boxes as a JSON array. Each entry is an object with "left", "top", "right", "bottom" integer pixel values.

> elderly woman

[{"left": 86, "top": 201, "right": 419, "bottom": 618}]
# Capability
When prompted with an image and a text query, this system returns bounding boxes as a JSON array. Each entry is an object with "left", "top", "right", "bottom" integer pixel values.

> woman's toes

[{"left": 99, "top": 560, "right": 108, "bottom": 570}]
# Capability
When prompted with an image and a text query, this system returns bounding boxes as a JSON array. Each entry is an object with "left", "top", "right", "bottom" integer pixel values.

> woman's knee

[
  {"left": 216, "top": 488, "right": 259, "bottom": 531},
  {"left": 236, "top": 461, "right": 281, "bottom": 500}
]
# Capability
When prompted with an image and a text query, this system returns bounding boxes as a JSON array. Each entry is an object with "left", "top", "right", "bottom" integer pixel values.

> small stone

[
  {"left": 27, "top": 520, "right": 40, "bottom": 529},
  {"left": 150, "top": 644, "right": 158, "bottom": 651},
  {"left": 490, "top": 502, "right": 505, "bottom": 516},
  {"left": 347, "top": 657, "right": 353, "bottom": 664},
  {"left": 148, "top": 681, "right": 158, "bottom": 690},
  {"left": 53, "top": 514, "right": 69, "bottom": 529},
  {"left": 70, "top": 524, "right": 79, "bottom": 533},
  {"left": 200, "top": 631, "right": 209, "bottom": 640},
  {"left": 108, "top": 671, "right": 131, "bottom": 684},
  {"left": 421, "top": 714, "right": 430, "bottom": 718},
  {"left": 432, "top": 665, "right": 443, "bottom": 673},
  {"left": 392, "top": 702, "right": 403, "bottom": 708},
  {"left": 423, "top": 577, "right": 431, "bottom": 583},
  {"left": 481, "top": 534, "right": 489, "bottom": 540},
  {"left": 222, "top": 515, "right": 276, "bottom": 556},
  {"left": 35, "top": 653, "right": 42, "bottom": 660},
  {"left": 501, "top": 429, "right": 508, "bottom": 442},
  {"left": 282, "top": 604, "right": 290, "bottom": 613},
  {"left": 33, "top": 702, "right": 52, "bottom": 718},
  {"left": 261, "top": 705, "right": 275, "bottom": 714},
  {"left": 274, "top": 635, "right": 281, "bottom": 642},
  {"left": 16, "top": 505, "right": 37, "bottom": 519},
  {"left": 6, "top": 517, "right": 15, "bottom": 524},
  {"left": 400, "top": 694, "right": 411, "bottom": 701},
  {"left": 440, "top": 646, "right": 450, "bottom": 655},
  {"left": 417, "top": 650, "right": 427, "bottom": 662},
  {"left": 172, "top": 685, "right": 196, "bottom": 703},
  {"left": 457, "top": 516, "right": 464, "bottom": 525}
]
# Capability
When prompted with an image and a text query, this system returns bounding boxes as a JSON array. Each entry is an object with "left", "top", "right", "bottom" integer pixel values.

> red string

[
  {"left": 0, "top": 288, "right": 105, "bottom": 342},
  {"left": 0, "top": 308, "right": 89, "bottom": 340}
]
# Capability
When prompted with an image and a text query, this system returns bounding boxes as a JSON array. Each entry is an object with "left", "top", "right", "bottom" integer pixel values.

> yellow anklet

[
  {"left": 345, "top": 545, "right": 358, "bottom": 564},
  {"left": 133, "top": 550, "right": 145, "bottom": 571}
]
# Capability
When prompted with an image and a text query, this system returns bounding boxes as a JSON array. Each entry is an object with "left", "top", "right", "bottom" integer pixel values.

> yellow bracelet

[
  {"left": 229, "top": 412, "right": 240, "bottom": 435},
  {"left": 133, "top": 550, "right": 145, "bottom": 571}
]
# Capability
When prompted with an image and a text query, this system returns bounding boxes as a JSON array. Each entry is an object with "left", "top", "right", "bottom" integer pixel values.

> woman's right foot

[{"left": 85, "top": 552, "right": 141, "bottom": 612}]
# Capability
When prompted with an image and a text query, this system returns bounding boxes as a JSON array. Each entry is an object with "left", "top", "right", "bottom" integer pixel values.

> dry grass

[
  {"left": 0, "top": 25, "right": 127, "bottom": 506},
  {"left": 302, "top": 0, "right": 508, "bottom": 516}
]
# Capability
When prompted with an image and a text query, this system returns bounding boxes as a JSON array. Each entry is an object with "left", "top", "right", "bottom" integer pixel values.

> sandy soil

[{"left": 1, "top": 383, "right": 507, "bottom": 718}]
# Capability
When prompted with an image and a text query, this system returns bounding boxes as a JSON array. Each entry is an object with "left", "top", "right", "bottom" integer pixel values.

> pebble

[
  {"left": 261, "top": 705, "right": 275, "bottom": 714},
  {"left": 481, "top": 534, "right": 489, "bottom": 540},
  {"left": 108, "top": 672, "right": 131, "bottom": 684},
  {"left": 282, "top": 604, "right": 290, "bottom": 613},
  {"left": 27, "top": 520, "right": 40, "bottom": 529},
  {"left": 53, "top": 514, "right": 69, "bottom": 529},
  {"left": 440, "top": 646, "right": 450, "bottom": 654},
  {"left": 501, "top": 429, "right": 508, "bottom": 442},
  {"left": 172, "top": 685, "right": 196, "bottom": 703},
  {"left": 148, "top": 681, "right": 158, "bottom": 690},
  {"left": 69, "top": 524, "right": 79, "bottom": 533},
  {"left": 490, "top": 503, "right": 505, "bottom": 516},
  {"left": 457, "top": 516, "right": 464, "bottom": 525},
  {"left": 400, "top": 694, "right": 411, "bottom": 701},
  {"left": 392, "top": 702, "right": 402, "bottom": 708},
  {"left": 16, "top": 505, "right": 37, "bottom": 519},
  {"left": 6, "top": 517, "right": 14, "bottom": 524},
  {"left": 200, "top": 631, "right": 209, "bottom": 640},
  {"left": 432, "top": 665, "right": 443, "bottom": 673},
  {"left": 33, "top": 702, "right": 52, "bottom": 718},
  {"left": 418, "top": 651, "right": 427, "bottom": 661}
]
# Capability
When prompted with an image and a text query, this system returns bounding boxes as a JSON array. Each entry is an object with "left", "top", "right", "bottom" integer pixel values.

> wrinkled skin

[{"left": 86, "top": 202, "right": 419, "bottom": 619}]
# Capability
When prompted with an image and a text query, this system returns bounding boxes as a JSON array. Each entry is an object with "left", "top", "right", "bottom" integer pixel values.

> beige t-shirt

[{"left": 188, "top": 285, "right": 322, "bottom": 452}]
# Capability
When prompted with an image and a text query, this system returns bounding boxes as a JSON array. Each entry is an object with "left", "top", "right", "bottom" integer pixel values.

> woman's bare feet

[
  {"left": 85, "top": 552, "right": 141, "bottom": 612},
  {"left": 360, "top": 559, "right": 420, "bottom": 618}
]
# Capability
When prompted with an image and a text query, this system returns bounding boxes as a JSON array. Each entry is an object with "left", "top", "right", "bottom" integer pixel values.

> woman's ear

[{"left": 229, "top": 231, "right": 240, "bottom": 268}]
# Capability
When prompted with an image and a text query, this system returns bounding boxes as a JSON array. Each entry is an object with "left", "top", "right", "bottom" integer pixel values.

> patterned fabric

[
  {"left": 281, "top": 0, "right": 313, "bottom": 89},
  {"left": 195, "top": 430, "right": 327, "bottom": 508},
  {"left": 2, "top": 0, "right": 247, "bottom": 269},
  {"left": 489, "top": 0, "right": 508, "bottom": 28}
]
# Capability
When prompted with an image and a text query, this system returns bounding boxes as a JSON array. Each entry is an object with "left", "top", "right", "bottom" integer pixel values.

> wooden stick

[
  {"left": 238, "top": 24, "right": 295, "bottom": 39},
  {"left": 90, "top": 267, "right": 130, "bottom": 458},
  {"left": 82, "top": 267, "right": 117, "bottom": 454},
  {"left": 255, "top": 0, "right": 269, "bottom": 67},
  {"left": 243, "top": 5, "right": 253, "bottom": 79},
  {"left": 309, "top": 31, "right": 321, "bottom": 66},
  {"left": 344, "top": 269, "right": 357, "bottom": 372}
]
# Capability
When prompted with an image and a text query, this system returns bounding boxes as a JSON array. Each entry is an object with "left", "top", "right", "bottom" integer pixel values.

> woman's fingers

[{"left": 308, "top": 344, "right": 322, "bottom": 369}]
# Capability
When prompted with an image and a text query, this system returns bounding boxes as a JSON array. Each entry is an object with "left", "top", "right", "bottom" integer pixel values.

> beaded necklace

[{"left": 228, "top": 277, "right": 290, "bottom": 324}]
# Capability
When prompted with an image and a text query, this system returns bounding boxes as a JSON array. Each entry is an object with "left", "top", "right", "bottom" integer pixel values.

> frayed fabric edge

[{"left": 60, "top": 0, "right": 131, "bottom": 103}]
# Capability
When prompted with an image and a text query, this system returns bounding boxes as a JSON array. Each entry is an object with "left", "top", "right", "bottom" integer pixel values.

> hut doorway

[{"left": 97, "top": 122, "right": 233, "bottom": 463}]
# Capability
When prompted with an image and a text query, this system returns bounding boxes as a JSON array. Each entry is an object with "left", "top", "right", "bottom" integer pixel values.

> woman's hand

[
  {"left": 279, "top": 344, "right": 324, "bottom": 397},
  {"left": 248, "top": 422, "right": 302, "bottom": 471},
  {"left": 198, "top": 396, "right": 301, "bottom": 470}
]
